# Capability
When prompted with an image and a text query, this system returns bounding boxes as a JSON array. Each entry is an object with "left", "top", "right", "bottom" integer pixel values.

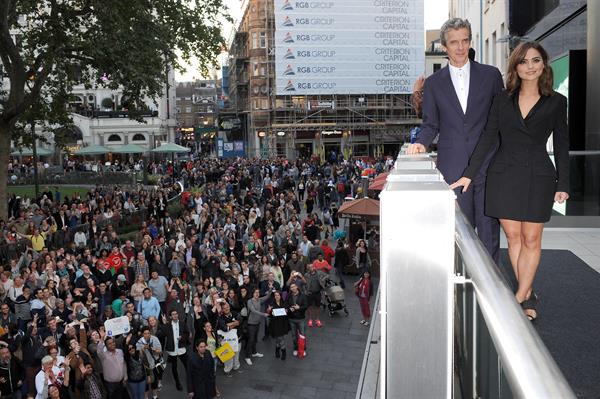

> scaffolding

[{"left": 228, "top": 0, "right": 421, "bottom": 159}]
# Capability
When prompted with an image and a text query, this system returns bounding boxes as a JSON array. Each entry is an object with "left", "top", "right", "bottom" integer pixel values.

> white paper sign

[
  {"left": 272, "top": 308, "right": 287, "bottom": 317},
  {"left": 104, "top": 316, "right": 131, "bottom": 337}
]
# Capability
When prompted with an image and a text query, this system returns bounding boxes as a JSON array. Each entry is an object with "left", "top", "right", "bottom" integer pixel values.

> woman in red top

[{"left": 354, "top": 271, "right": 373, "bottom": 326}]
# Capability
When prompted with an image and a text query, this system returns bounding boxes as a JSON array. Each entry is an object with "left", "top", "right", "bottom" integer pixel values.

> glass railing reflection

[{"left": 552, "top": 151, "right": 600, "bottom": 216}]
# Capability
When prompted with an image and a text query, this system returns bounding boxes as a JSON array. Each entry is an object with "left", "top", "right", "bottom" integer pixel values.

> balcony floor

[{"left": 499, "top": 229, "right": 600, "bottom": 398}]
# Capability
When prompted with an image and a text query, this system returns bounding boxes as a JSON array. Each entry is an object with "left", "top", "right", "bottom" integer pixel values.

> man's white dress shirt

[{"left": 449, "top": 60, "right": 470, "bottom": 114}]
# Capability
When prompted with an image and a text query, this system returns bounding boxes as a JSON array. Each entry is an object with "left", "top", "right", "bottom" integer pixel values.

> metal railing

[
  {"left": 454, "top": 208, "right": 574, "bottom": 399},
  {"left": 366, "top": 146, "right": 576, "bottom": 398}
]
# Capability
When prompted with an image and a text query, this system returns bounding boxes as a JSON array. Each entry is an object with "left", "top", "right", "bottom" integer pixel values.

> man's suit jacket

[
  {"left": 159, "top": 320, "right": 190, "bottom": 353},
  {"left": 418, "top": 61, "right": 504, "bottom": 183}
]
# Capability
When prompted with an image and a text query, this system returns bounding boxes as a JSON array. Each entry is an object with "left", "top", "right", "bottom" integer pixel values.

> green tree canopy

[{"left": 0, "top": 0, "right": 228, "bottom": 218}]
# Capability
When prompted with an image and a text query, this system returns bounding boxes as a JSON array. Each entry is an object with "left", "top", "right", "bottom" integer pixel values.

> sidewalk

[{"left": 161, "top": 277, "right": 373, "bottom": 398}]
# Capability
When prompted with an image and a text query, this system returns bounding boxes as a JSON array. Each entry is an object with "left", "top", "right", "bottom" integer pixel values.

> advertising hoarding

[{"left": 274, "top": 0, "right": 424, "bottom": 95}]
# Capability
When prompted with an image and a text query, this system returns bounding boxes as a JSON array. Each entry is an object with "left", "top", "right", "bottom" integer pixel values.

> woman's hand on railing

[{"left": 449, "top": 177, "right": 472, "bottom": 193}]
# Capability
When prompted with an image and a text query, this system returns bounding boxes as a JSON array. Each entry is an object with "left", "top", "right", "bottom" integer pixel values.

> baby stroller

[{"left": 319, "top": 271, "right": 349, "bottom": 317}]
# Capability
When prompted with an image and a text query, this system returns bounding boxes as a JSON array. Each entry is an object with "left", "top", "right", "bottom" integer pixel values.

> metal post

[{"left": 380, "top": 155, "right": 455, "bottom": 399}]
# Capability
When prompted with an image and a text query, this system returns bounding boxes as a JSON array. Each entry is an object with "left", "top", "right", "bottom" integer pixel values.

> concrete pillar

[{"left": 587, "top": 1, "right": 600, "bottom": 149}]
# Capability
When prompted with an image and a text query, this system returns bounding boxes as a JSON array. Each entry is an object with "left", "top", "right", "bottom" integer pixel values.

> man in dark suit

[
  {"left": 159, "top": 309, "right": 190, "bottom": 391},
  {"left": 408, "top": 18, "right": 503, "bottom": 262}
]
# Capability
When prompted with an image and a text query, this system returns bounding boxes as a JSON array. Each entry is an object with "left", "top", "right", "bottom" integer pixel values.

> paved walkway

[{"left": 160, "top": 275, "right": 372, "bottom": 399}]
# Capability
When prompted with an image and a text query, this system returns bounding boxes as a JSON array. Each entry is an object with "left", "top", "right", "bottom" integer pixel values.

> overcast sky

[{"left": 176, "top": 0, "right": 449, "bottom": 81}]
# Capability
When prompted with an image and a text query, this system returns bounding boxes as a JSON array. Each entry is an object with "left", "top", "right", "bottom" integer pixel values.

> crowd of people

[{"left": 0, "top": 155, "right": 383, "bottom": 399}]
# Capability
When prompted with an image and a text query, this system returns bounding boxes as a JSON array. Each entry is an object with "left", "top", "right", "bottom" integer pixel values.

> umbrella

[
  {"left": 110, "top": 143, "right": 146, "bottom": 154},
  {"left": 373, "top": 172, "right": 390, "bottom": 181},
  {"left": 151, "top": 142, "right": 191, "bottom": 153},
  {"left": 11, "top": 147, "right": 53, "bottom": 156},
  {"left": 338, "top": 198, "right": 380, "bottom": 220},
  {"left": 74, "top": 145, "right": 110, "bottom": 155},
  {"left": 368, "top": 179, "right": 386, "bottom": 191}
]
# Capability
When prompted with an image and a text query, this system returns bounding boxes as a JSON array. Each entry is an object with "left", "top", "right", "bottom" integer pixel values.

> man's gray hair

[{"left": 440, "top": 18, "right": 472, "bottom": 46}]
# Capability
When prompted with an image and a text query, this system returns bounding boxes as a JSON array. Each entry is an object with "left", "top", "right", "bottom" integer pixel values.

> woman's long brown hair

[{"left": 506, "top": 41, "right": 554, "bottom": 96}]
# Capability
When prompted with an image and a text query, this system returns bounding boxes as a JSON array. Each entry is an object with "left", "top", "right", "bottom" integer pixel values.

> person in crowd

[
  {"left": 96, "top": 330, "right": 127, "bottom": 399},
  {"left": 354, "top": 271, "right": 374, "bottom": 326},
  {"left": 333, "top": 240, "right": 349, "bottom": 288},
  {"left": 304, "top": 264, "right": 323, "bottom": 328},
  {"left": 216, "top": 303, "right": 241, "bottom": 377},
  {"left": 138, "top": 288, "right": 161, "bottom": 321},
  {"left": 267, "top": 290, "right": 290, "bottom": 360},
  {"left": 285, "top": 283, "right": 307, "bottom": 357},
  {"left": 355, "top": 239, "right": 371, "bottom": 274},
  {"left": 159, "top": 310, "right": 189, "bottom": 391},
  {"left": 450, "top": 41, "right": 569, "bottom": 321},
  {"left": 186, "top": 341, "right": 216, "bottom": 399},
  {"left": 124, "top": 343, "right": 149, "bottom": 399},
  {"left": 244, "top": 289, "right": 269, "bottom": 365},
  {"left": 407, "top": 17, "right": 504, "bottom": 263},
  {"left": 0, "top": 345, "right": 24, "bottom": 398}
]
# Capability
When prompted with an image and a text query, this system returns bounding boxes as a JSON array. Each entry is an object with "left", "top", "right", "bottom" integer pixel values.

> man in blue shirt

[{"left": 138, "top": 288, "right": 161, "bottom": 321}]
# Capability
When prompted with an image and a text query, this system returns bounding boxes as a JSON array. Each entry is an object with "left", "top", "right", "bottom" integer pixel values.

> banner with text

[{"left": 274, "top": 0, "right": 424, "bottom": 95}]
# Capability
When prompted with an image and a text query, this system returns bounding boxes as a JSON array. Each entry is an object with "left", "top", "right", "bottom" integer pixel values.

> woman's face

[
  {"left": 204, "top": 322, "right": 212, "bottom": 332},
  {"left": 253, "top": 289, "right": 260, "bottom": 299},
  {"left": 516, "top": 48, "right": 544, "bottom": 83},
  {"left": 274, "top": 292, "right": 281, "bottom": 301}
]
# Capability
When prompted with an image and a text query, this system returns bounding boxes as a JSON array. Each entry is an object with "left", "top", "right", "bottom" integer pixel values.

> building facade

[
  {"left": 228, "top": 0, "right": 420, "bottom": 159},
  {"left": 175, "top": 79, "right": 219, "bottom": 155},
  {"left": 67, "top": 73, "right": 177, "bottom": 154}
]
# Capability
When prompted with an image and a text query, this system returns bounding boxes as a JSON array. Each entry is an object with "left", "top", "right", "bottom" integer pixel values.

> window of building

[
  {"left": 252, "top": 32, "right": 258, "bottom": 49},
  {"left": 259, "top": 32, "right": 267, "bottom": 48},
  {"left": 132, "top": 134, "right": 146, "bottom": 141},
  {"left": 253, "top": 62, "right": 260, "bottom": 76},
  {"left": 107, "top": 134, "right": 122, "bottom": 142},
  {"left": 433, "top": 63, "right": 442, "bottom": 73},
  {"left": 185, "top": 106, "right": 192, "bottom": 113}
]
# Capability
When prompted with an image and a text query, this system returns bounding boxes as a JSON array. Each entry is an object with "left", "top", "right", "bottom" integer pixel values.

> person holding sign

[{"left": 267, "top": 291, "right": 291, "bottom": 361}]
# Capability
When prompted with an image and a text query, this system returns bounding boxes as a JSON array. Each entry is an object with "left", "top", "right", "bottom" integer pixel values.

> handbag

[{"left": 215, "top": 342, "right": 235, "bottom": 363}]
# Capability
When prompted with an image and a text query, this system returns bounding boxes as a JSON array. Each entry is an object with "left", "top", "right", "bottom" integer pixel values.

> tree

[{"left": 0, "top": 0, "right": 228, "bottom": 218}]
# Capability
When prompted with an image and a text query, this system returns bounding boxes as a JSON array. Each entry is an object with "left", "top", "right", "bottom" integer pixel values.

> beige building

[{"left": 449, "top": 0, "right": 509, "bottom": 75}]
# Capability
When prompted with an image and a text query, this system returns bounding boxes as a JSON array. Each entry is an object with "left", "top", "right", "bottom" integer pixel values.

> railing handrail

[{"left": 455, "top": 208, "right": 575, "bottom": 399}]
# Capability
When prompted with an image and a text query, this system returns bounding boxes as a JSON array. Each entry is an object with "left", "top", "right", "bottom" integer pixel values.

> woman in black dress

[{"left": 451, "top": 41, "right": 569, "bottom": 321}]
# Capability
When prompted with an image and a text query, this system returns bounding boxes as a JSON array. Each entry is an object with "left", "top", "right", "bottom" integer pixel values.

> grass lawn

[{"left": 8, "top": 186, "right": 90, "bottom": 200}]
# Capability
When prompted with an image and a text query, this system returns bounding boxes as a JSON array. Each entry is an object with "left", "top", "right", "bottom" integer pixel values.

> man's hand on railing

[
  {"left": 406, "top": 143, "right": 426, "bottom": 155},
  {"left": 449, "top": 177, "right": 472, "bottom": 193}
]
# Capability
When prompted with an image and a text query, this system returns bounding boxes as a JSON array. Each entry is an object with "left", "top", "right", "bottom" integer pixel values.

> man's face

[
  {"left": 442, "top": 27, "right": 471, "bottom": 67},
  {"left": 1, "top": 305, "right": 9, "bottom": 315},
  {"left": 197, "top": 342, "right": 207, "bottom": 354},
  {"left": 0, "top": 348, "right": 10, "bottom": 363},
  {"left": 48, "top": 319, "right": 57, "bottom": 330},
  {"left": 171, "top": 311, "right": 179, "bottom": 321},
  {"left": 127, "top": 303, "right": 135, "bottom": 313}
]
